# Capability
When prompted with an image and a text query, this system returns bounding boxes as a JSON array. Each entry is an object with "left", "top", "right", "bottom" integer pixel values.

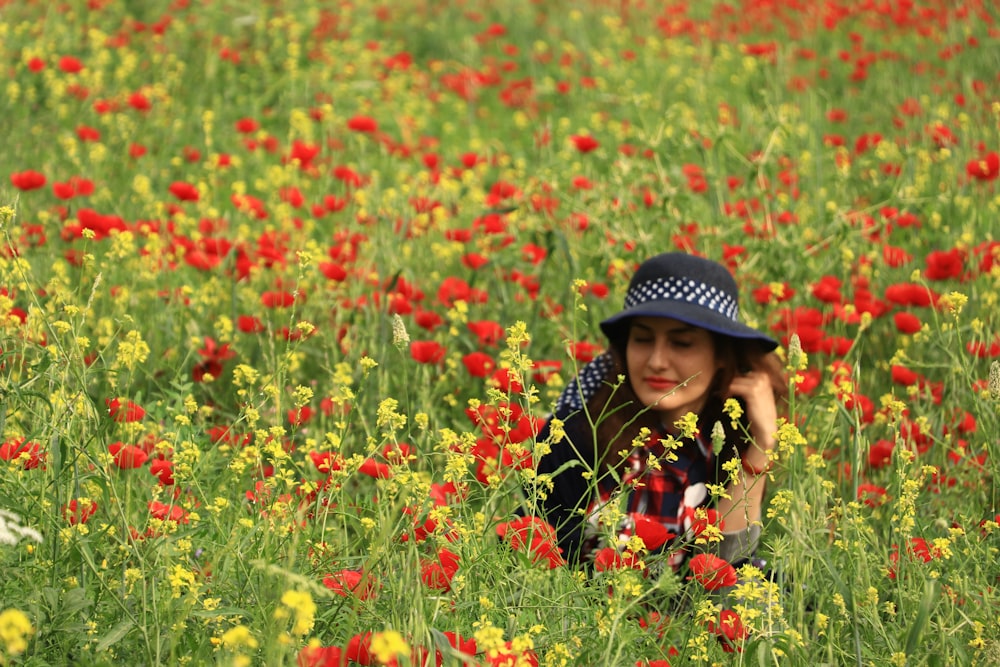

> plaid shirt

[{"left": 601, "top": 428, "right": 713, "bottom": 534}]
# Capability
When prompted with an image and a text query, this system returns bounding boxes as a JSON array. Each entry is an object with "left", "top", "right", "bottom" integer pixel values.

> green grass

[{"left": 1, "top": 0, "right": 999, "bottom": 665}]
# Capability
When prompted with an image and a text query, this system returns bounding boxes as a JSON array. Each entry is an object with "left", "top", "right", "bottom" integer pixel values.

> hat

[{"left": 599, "top": 252, "right": 778, "bottom": 351}]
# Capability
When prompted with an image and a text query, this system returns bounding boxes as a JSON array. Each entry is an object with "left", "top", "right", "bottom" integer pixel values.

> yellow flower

[
  {"left": 117, "top": 330, "right": 150, "bottom": 370},
  {"left": 278, "top": 590, "right": 316, "bottom": 635},
  {"left": 674, "top": 412, "right": 699, "bottom": 439},
  {"left": 0, "top": 608, "right": 33, "bottom": 656},
  {"left": 723, "top": 398, "right": 743, "bottom": 428},
  {"left": 370, "top": 630, "right": 409, "bottom": 664},
  {"left": 221, "top": 624, "right": 259, "bottom": 651}
]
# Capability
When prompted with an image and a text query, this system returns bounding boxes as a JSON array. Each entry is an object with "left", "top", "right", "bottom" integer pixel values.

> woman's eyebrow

[{"left": 632, "top": 322, "right": 696, "bottom": 334}]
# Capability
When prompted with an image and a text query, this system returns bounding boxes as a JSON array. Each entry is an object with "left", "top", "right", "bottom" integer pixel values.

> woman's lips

[{"left": 644, "top": 378, "right": 678, "bottom": 392}]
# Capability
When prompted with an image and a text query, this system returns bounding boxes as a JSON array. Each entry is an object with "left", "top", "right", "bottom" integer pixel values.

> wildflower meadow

[{"left": 2, "top": 0, "right": 1000, "bottom": 665}]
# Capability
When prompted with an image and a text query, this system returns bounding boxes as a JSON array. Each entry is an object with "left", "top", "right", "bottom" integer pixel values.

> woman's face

[{"left": 625, "top": 317, "right": 721, "bottom": 426}]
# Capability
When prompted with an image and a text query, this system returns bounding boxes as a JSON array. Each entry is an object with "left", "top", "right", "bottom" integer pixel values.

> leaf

[
  {"left": 60, "top": 586, "right": 93, "bottom": 617},
  {"left": 903, "top": 579, "right": 940, "bottom": 656},
  {"left": 94, "top": 618, "right": 135, "bottom": 653}
]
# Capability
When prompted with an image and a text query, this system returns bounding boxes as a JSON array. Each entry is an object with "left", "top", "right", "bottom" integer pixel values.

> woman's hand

[{"left": 726, "top": 370, "right": 778, "bottom": 457}]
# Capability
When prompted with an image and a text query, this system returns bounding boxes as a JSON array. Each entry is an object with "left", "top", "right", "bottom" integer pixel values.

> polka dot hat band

[{"left": 622, "top": 276, "right": 739, "bottom": 321}]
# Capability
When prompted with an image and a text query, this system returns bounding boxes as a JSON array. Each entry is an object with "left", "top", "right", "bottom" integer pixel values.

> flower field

[{"left": 1, "top": 0, "right": 999, "bottom": 664}]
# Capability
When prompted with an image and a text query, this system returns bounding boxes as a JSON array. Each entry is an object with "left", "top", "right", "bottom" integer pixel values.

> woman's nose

[{"left": 648, "top": 339, "right": 670, "bottom": 369}]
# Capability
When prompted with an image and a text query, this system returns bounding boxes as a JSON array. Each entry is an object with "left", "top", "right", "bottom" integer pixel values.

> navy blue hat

[{"left": 600, "top": 252, "right": 778, "bottom": 351}]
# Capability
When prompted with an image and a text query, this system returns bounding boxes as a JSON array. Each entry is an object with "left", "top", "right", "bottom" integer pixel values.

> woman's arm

[{"left": 715, "top": 370, "right": 778, "bottom": 534}]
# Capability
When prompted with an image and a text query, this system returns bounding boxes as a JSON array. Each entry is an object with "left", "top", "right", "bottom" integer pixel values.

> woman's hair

[{"left": 584, "top": 323, "right": 789, "bottom": 473}]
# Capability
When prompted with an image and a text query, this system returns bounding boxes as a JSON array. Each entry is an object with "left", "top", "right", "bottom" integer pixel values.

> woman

[{"left": 533, "top": 252, "right": 787, "bottom": 569}]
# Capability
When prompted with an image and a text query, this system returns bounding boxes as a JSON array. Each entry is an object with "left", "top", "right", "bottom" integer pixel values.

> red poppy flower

[
  {"left": 234, "top": 117, "right": 259, "bottom": 133},
  {"left": 891, "top": 364, "right": 919, "bottom": 386},
  {"left": 76, "top": 125, "right": 101, "bottom": 142},
  {"left": 332, "top": 165, "right": 364, "bottom": 188},
  {"left": 106, "top": 397, "right": 146, "bottom": 423},
  {"left": 884, "top": 282, "right": 938, "bottom": 307},
  {"left": 149, "top": 500, "right": 189, "bottom": 523},
  {"left": 708, "top": 609, "right": 747, "bottom": 653},
  {"left": 308, "top": 450, "right": 344, "bottom": 474},
  {"left": 413, "top": 308, "right": 443, "bottom": 330},
  {"left": 288, "top": 405, "right": 314, "bottom": 426},
  {"left": 261, "top": 290, "right": 297, "bottom": 308},
  {"left": 62, "top": 499, "right": 98, "bottom": 525},
  {"left": 319, "top": 261, "right": 348, "bottom": 281},
  {"left": 594, "top": 547, "right": 642, "bottom": 572},
  {"left": 927, "top": 123, "right": 957, "bottom": 147},
  {"left": 437, "top": 632, "right": 477, "bottom": 666},
  {"left": 322, "top": 569, "right": 377, "bottom": 600},
  {"left": 0, "top": 439, "right": 45, "bottom": 469},
  {"left": 358, "top": 457, "right": 392, "bottom": 479},
  {"left": 168, "top": 181, "right": 200, "bottom": 202},
  {"left": 109, "top": 442, "right": 149, "bottom": 469},
  {"left": 888, "top": 537, "right": 945, "bottom": 580},
  {"left": 868, "top": 439, "right": 894, "bottom": 468},
  {"left": 346, "top": 115, "right": 378, "bottom": 133},
  {"left": 686, "top": 507, "right": 724, "bottom": 537},
  {"left": 570, "top": 134, "right": 600, "bottom": 153},
  {"left": 688, "top": 553, "right": 738, "bottom": 590},
  {"left": 231, "top": 193, "right": 268, "bottom": 218},
  {"left": 521, "top": 242, "right": 547, "bottom": 265},
  {"left": 462, "top": 252, "right": 489, "bottom": 269},
  {"left": 237, "top": 315, "right": 265, "bottom": 333},
  {"left": 410, "top": 340, "right": 446, "bottom": 364},
  {"left": 467, "top": 402, "right": 543, "bottom": 445},
  {"left": 924, "top": 248, "right": 965, "bottom": 281},
  {"left": 633, "top": 515, "right": 675, "bottom": 551},
  {"left": 857, "top": 483, "right": 889, "bottom": 507},
  {"left": 297, "top": 645, "right": 345, "bottom": 667},
  {"left": 58, "top": 55, "right": 84, "bottom": 73},
  {"left": 477, "top": 212, "right": 511, "bottom": 235},
  {"left": 10, "top": 170, "right": 47, "bottom": 191},
  {"left": 811, "top": 275, "right": 843, "bottom": 303},
  {"left": 893, "top": 311, "right": 922, "bottom": 334},
  {"left": 286, "top": 141, "right": 320, "bottom": 170},
  {"left": 462, "top": 351, "right": 496, "bottom": 377},
  {"left": 882, "top": 244, "right": 913, "bottom": 267},
  {"left": 484, "top": 642, "right": 539, "bottom": 667},
  {"left": 967, "top": 336, "right": 1000, "bottom": 358},
  {"left": 420, "top": 547, "right": 461, "bottom": 590},
  {"left": 826, "top": 109, "right": 847, "bottom": 124},
  {"left": 127, "top": 91, "right": 151, "bottom": 111},
  {"left": 437, "top": 276, "right": 487, "bottom": 307},
  {"left": 791, "top": 368, "right": 820, "bottom": 395},
  {"left": 150, "top": 458, "right": 174, "bottom": 485},
  {"left": 193, "top": 337, "right": 236, "bottom": 381},
  {"left": 496, "top": 516, "right": 566, "bottom": 568},
  {"left": 568, "top": 340, "right": 603, "bottom": 362},
  {"left": 965, "top": 152, "right": 999, "bottom": 181},
  {"left": 752, "top": 283, "right": 795, "bottom": 304},
  {"left": 467, "top": 319, "right": 505, "bottom": 347},
  {"left": 344, "top": 633, "right": 374, "bottom": 665},
  {"left": 854, "top": 132, "right": 882, "bottom": 154},
  {"left": 50, "top": 176, "right": 94, "bottom": 200}
]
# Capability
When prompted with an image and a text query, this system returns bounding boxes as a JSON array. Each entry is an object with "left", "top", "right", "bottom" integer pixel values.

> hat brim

[{"left": 600, "top": 301, "right": 778, "bottom": 351}]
